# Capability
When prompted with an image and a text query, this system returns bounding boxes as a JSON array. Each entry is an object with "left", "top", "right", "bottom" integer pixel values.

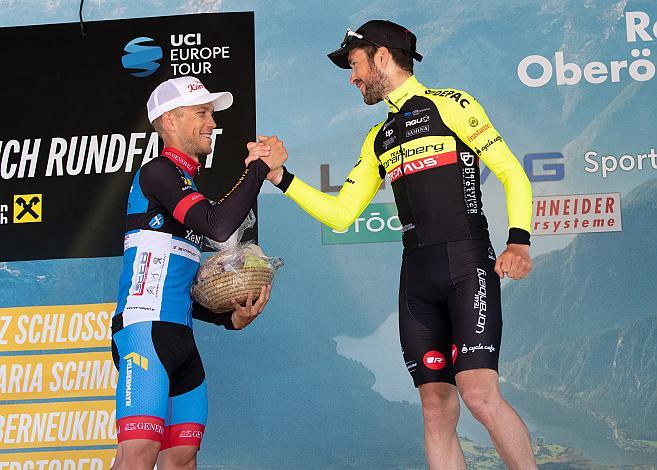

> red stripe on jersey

[
  {"left": 389, "top": 151, "right": 457, "bottom": 182},
  {"left": 161, "top": 422, "right": 205, "bottom": 450},
  {"left": 162, "top": 147, "right": 201, "bottom": 177},
  {"left": 173, "top": 192, "right": 206, "bottom": 223},
  {"left": 116, "top": 416, "right": 165, "bottom": 443}
]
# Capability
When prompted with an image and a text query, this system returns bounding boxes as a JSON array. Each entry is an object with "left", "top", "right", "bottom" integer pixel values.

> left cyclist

[{"left": 111, "top": 76, "right": 287, "bottom": 470}]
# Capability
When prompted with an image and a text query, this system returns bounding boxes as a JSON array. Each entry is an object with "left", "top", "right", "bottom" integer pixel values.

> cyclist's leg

[
  {"left": 447, "top": 240, "right": 536, "bottom": 470},
  {"left": 399, "top": 247, "right": 466, "bottom": 469},
  {"left": 111, "top": 321, "right": 169, "bottom": 470},
  {"left": 157, "top": 327, "right": 208, "bottom": 470}
]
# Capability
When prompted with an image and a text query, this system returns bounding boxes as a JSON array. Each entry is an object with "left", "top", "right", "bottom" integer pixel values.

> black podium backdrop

[{"left": 0, "top": 12, "right": 255, "bottom": 261}]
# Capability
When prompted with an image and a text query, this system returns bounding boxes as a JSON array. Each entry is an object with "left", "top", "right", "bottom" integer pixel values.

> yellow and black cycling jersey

[{"left": 277, "top": 75, "right": 532, "bottom": 249}]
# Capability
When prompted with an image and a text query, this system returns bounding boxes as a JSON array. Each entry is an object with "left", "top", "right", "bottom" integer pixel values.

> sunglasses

[{"left": 340, "top": 29, "right": 382, "bottom": 49}]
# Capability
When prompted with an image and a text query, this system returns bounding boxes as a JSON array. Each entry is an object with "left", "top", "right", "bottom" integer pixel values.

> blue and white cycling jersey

[{"left": 114, "top": 146, "right": 270, "bottom": 327}]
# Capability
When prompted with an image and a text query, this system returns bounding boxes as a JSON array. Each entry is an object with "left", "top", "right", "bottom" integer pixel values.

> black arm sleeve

[
  {"left": 191, "top": 301, "right": 236, "bottom": 329},
  {"left": 141, "top": 157, "right": 270, "bottom": 242},
  {"left": 185, "top": 158, "right": 270, "bottom": 242}
]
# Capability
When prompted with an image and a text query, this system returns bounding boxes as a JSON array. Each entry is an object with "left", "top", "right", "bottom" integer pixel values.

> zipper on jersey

[{"left": 386, "top": 97, "right": 423, "bottom": 248}]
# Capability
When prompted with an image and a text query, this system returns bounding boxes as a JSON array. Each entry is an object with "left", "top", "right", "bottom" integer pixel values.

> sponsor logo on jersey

[
  {"left": 124, "top": 352, "right": 149, "bottom": 370},
  {"left": 402, "top": 223, "right": 415, "bottom": 233},
  {"left": 451, "top": 344, "right": 458, "bottom": 364},
  {"left": 185, "top": 229, "right": 203, "bottom": 246},
  {"left": 405, "top": 115, "right": 430, "bottom": 127},
  {"left": 424, "top": 89, "right": 471, "bottom": 108},
  {"left": 381, "top": 123, "right": 398, "bottom": 149},
  {"left": 460, "top": 343, "right": 497, "bottom": 354},
  {"left": 382, "top": 143, "right": 445, "bottom": 170},
  {"left": 389, "top": 152, "right": 457, "bottom": 182},
  {"left": 474, "top": 268, "right": 487, "bottom": 334},
  {"left": 122, "top": 421, "right": 165, "bottom": 434},
  {"left": 149, "top": 213, "right": 165, "bottom": 229},
  {"left": 473, "top": 135, "right": 503, "bottom": 156},
  {"left": 469, "top": 117, "right": 479, "bottom": 127},
  {"left": 179, "top": 429, "right": 204, "bottom": 439},
  {"left": 130, "top": 251, "right": 152, "bottom": 296},
  {"left": 462, "top": 159, "right": 478, "bottom": 215},
  {"left": 403, "top": 107, "right": 431, "bottom": 117},
  {"left": 123, "top": 352, "right": 149, "bottom": 407},
  {"left": 406, "top": 125, "right": 430, "bottom": 138},
  {"left": 460, "top": 152, "right": 475, "bottom": 167},
  {"left": 423, "top": 351, "right": 446, "bottom": 370},
  {"left": 382, "top": 118, "right": 396, "bottom": 131},
  {"left": 124, "top": 357, "right": 132, "bottom": 407},
  {"left": 383, "top": 135, "right": 397, "bottom": 150},
  {"left": 487, "top": 245, "right": 496, "bottom": 261},
  {"left": 467, "top": 123, "right": 492, "bottom": 143},
  {"left": 180, "top": 174, "right": 194, "bottom": 189}
]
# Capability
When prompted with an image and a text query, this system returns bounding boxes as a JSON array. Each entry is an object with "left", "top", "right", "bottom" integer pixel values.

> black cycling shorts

[{"left": 399, "top": 239, "right": 502, "bottom": 387}]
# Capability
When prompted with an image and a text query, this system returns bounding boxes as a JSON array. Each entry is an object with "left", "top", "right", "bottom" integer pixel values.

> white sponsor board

[{"left": 532, "top": 193, "right": 622, "bottom": 235}]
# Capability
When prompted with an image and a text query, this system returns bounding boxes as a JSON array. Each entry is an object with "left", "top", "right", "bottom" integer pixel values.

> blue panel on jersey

[
  {"left": 116, "top": 246, "right": 137, "bottom": 315},
  {"left": 160, "top": 254, "right": 198, "bottom": 327},
  {"left": 127, "top": 170, "right": 149, "bottom": 215}
]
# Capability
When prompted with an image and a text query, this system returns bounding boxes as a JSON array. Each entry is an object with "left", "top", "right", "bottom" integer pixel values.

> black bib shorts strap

[{"left": 399, "top": 239, "right": 502, "bottom": 387}]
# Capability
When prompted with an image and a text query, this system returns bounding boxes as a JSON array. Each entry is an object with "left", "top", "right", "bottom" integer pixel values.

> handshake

[{"left": 244, "top": 135, "right": 287, "bottom": 186}]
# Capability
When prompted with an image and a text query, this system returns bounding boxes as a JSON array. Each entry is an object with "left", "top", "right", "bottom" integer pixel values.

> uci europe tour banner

[{"left": 0, "top": 12, "right": 255, "bottom": 465}]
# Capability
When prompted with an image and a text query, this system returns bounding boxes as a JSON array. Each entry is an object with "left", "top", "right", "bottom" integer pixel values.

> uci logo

[{"left": 122, "top": 37, "right": 163, "bottom": 77}]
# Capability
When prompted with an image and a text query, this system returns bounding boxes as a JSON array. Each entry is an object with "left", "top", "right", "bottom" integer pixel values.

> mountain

[
  {"left": 499, "top": 179, "right": 657, "bottom": 444},
  {"left": 501, "top": 178, "right": 657, "bottom": 361},
  {"left": 504, "top": 313, "right": 657, "bottom": 441}
]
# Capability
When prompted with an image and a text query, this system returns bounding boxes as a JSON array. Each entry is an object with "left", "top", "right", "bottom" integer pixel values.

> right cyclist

[{"left": 265, "top": 19, "right": 536, "bottom": 469}]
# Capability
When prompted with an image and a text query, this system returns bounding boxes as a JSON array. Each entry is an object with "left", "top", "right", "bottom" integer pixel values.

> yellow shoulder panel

[{"left": 426, "top": 89, "right": 532, "bottom": 233}]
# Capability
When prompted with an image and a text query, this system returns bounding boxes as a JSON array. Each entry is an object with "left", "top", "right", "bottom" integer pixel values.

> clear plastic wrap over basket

[{"left": 191, "top": 211, "right": 283, "bottom": 313}]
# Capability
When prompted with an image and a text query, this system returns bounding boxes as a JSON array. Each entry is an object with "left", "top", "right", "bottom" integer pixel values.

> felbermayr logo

[{"left": 122, "top": 37, "right": 163, "bottom": 77}]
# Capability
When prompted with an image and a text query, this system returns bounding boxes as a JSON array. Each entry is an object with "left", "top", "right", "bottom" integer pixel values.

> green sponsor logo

[{"left": 321, "top": 203, "right": 402, "bottom": 245}]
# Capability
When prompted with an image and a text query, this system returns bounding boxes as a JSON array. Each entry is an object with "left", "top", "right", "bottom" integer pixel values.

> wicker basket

[{"left": 192, "top": 265, "right": 273, "bottom": 313}]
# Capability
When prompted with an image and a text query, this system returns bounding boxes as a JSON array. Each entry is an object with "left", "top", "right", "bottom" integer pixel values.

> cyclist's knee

[
  {"left": 459, "top": 387, "right": 502, "bottom": 425},
  {"left": 157, "top": 446, "right": 199, "bottom": 470},
  {"left": 112, "top": 439, "right": 160, "bottom": 470},
  {"left": 419, "top": 383, "right": 460, "bottom": 427}
]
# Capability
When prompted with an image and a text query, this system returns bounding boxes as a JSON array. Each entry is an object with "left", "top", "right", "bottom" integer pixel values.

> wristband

[
  {"left": 276, "top": 166, "right": 294, "bottom": 192},
  {"left": 507, "top": 227, "right": 530, "bottom": 245}
]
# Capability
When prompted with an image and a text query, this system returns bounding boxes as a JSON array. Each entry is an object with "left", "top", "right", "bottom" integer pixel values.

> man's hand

[
  {"left": 494, "top": 244, "right": 532, "bottom": 280},
  {"left": 267, "top": 167, "right": 284, "bottom": 185},
  {"left": 244, "top": 140, "right": 271, "bottom": 167},
  {"left": 245, "top": 135, "right": 287, "bottom": 173},
  {"left": 257, "top": 135, "right": 287, "bottom": 171},
  {"left": 229, "top": 284, "right": 271, "bottom": 330}
]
